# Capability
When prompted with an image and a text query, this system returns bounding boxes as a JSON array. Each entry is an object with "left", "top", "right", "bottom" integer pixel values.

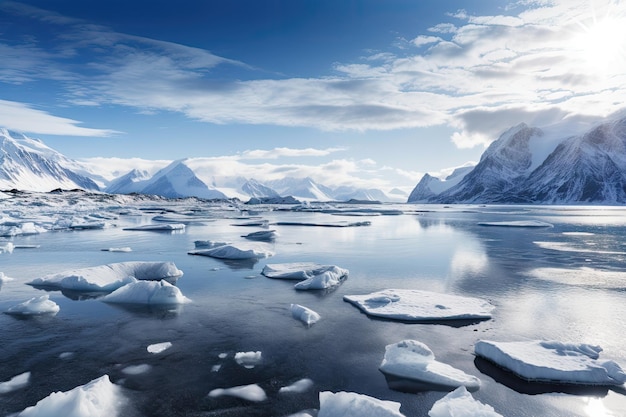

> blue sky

[{"left": 1, "top": 0, "right": 625, "bottom": 193}]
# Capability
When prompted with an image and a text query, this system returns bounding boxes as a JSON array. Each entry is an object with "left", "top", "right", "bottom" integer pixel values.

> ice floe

[
  {"left": 275, "top": 220, "right": 371, "bottom": 227},
  {"left": 0, "top": 242, "right": 14, "bottom": 254},
  {"left": 27, "top": 261, "right": 183, "bottom": 292},
  {"left": 318, "top": 391, "right": 405, "bottom": 417},
  {"left": 208, "top": 383, "right": 267, "bottom": 402},
  {"left": 0, "top": 371, "right": 30, "bottom": 394},
  {"left": 242, "top": 229, "right": 278, "bottom": 241},
  {"left": 379, "top": 340, "right": 480, "bottom": 392},
  {"left": 534, "top": 241, "right": 626, "bottom": 255},
  {"left": 147, "top": 342, "right": 172, "bottom": 354},
  {"left": 123, "top": 223, "right": 185, "bottom": 231},
  {"left": 194, "top": 240, "right": 230, "bottom": 249},
  {"left": 0, "top": 271, "right": 14, "bottom": 282},
  {"left": 101, "top": 247, "right": 132, "bottom": 252},
  {"left": 102, "top": 280, "right": 190, "bottom": 305},
  {"left": 262, "top": 263, "right": 347, "bottom": 281},
  {"left": 188, "top": 243, "right": 274, "bottom": 260},
  {"left": 524, "top": 267, "right": 626, "bottom": 289},
  {"left": 294, "top": 266, "right": 348, "bottom": 290},
  {"left": 121, "top": 364, "right": 152, "bottom": 375},
  {"left": 478, "top": 220, "right": 553, "bottom": 227},
  {"left": 344, "top": 289, "right": 494, "bottom": 322},
  {"left": 474, "top": 340, "right": 626, "bottom": 386},
  {"left": 15, "top": 375, "right": 124, "bottom": 417},
  {"left": 234, "top": 351, "right": 262, "bottom": 369},
  {"left": 291, "top": 304, "right": 321, "bottom": 326},
  {"left": 69, "top": 221, "right": 106, "bottom": 230},
  {"left": 0, "top": 222, "right": 46, "bottom": 237},
  {"left": 279, "top": 378, "right": 314, "bottom": 394},
  {"left": 428, "top": 386, "right": 502, "bottom": 417},
  {"left": 6, "top": 294, "right": 60, "bottom": 316}
]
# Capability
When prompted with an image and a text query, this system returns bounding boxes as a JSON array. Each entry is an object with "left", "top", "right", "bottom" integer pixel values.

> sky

[{"left": 1, "top": 0, "right": 626, "bottom": 194}]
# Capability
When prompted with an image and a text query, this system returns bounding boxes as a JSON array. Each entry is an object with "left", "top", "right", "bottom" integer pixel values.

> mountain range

[{"left": 408, "top": 114, "right": 626, "bottom": 204}]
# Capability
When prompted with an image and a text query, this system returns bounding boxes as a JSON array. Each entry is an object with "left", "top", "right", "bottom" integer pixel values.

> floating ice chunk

[
  {"left": 344, "top": 289, "right": 494, "bottom": 322},
  {"left": 231, "top": 220, "right": 269, "bottom": 227},
  {"left": 69, "top": 221, "right": 106, "bottom": 230},
  {"left": 294, "top": 266, "right": 348, "bottom": 290},
  {"left": 279, "top": 378, "right": 314, "bottom": 394},
  {"left": 15, "top": 375, "right": 124, "bottom": 417},
  {"left": 102, "top": 280, "right": 191, "bottom": 305},
  {"left": 234, "top": 351, "right": 262, "bottom": 369},
  {"left": 262, "top": 263, "right": 348, "bottom": 281},
  {"left": 275, "top": 220, "right": 371, "bottom": 228},
  {"left": 194, "top": 240, "right": 229, "bottom": 249},
  {"left": 534, "top": 241, "right": 626, "bottom": 255},
  {"left": 6, "top": 294, "right": 60, "bottom": 316},
  {"left": 121, "top": 364, "right": 151, "bottom": 375},
  {"left": 0, "top": 371, "right": 30, "bottom": 394},
  {"left": 428, "top": 386, "right": 502, "bottom": 417},
  {"left": 0, "top": 222, "right": 46, "bottom": 237},
  {"left": 380, "top": 340, "right": 480, "bottom": 392},
  {"left": 27, "top": 261, "right": 183, "bottom": 292},
  {"left": 475, "top": 340, "right": 626, "bottom": 386},
  {"left": 0, "top": 242, "right": 14, "bottom": 254},
  {"left": 477, "top": 220, "right": 553, "bottom": 227},
  {"left": 318, "top": 391, "right": 405, "bottom": 417},
  {"left": 208, "top": 384, "right": 267, "bottom": 402},
  {"left": 59, "top": 352, "right": 75, "bottom": 360},
  {"left": 123, "top": 223, "right": 185, "bottom": 231},
  {"left": 147, "top": 342, "right": 172, "bottom": 354},
  {"left": 189, "top": 243, "right": 274, "bottom": 260},
  {"left": 291, "top": 304, "right": 321, "bottom": 326},
  {"left": 101, "top": 247, "right": 132, "bottom": 252},
  {"left": 0, "top": 272, "right": 14, "bottom": 282},
  {"left": 242, "top": 230, "right": 278, "bottom": 241}
]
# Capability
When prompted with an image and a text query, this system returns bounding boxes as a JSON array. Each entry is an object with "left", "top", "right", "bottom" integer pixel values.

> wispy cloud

[{"left": 239, "top": 147, "right": 346, "bottom": 160}]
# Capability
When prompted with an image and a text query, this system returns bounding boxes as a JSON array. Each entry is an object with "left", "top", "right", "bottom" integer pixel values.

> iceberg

[
  {"left": 242, "top": 229, "right": 278, "bottom": 241},
  {"left": 344, "top": 289, "right": 494, "bottom": 322},
  {"left": 474, "top": 340, "right": 626, "bottom": 386},
  {"left": 27, "top": 261, "right": 183, "bottom": 292},
  {"left": 279, "top": 378, "right": 314, "bottom": 394},
  {"left": 0, "top": 242, "right": 14, "bottom": 254},
  {"left": 0, "top": 371, "right": 30, "bottom": 394},
  {"left": 262, "top": 263, "right": 347, "bottom": 280},
  {"left": 291, "top": 304, "right": 321, "bottom": 326},
  {"left": 15, "top": 375, "right": 125, "bottom": 417},
  {"left": 294, "top": 266, "right": 348, "bottom": 290},
  {"left": 477, "top": 220, "right": 553, "bottom": 227},
  {"left": 6, "top": 294, "right": 60, "bottom": 316},
  {"left": 102, "top": 280, "right": 191, "bottom": 305},
  {"left": 428, "top": 387, "right": 502, "bottom": 417},
  {"left": 123, "top": 223, "right": 185, "bottom": 231},
  {"left": 234, "top": 351, "right": 262, "bottom": 369},
  {"left": 318, "top": 391, "right": 405, "bottom": 417},
  {"left": 147, "top": 342, "right": 172, "bottom": 354},
  {"left": 188, "top": 243, "right": 274, "bottom": 260},
  {"left": 208, "top": 383, "right": 267, "bottom": 402},
  {"left": 380, "top": 340, "right": 480, "bottom": 392}
]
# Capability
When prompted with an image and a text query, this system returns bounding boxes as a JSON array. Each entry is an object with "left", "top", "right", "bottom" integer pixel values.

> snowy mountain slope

[
  {"left": 408, "top": 164, "right": 474, "bottom": 202},
  {"left": 241, "top": 178, "right": 280, "bottom": 198},
  {"left": 266, "top": 177, "right": 335, "bottom": 201},
  {"left": 409, "top": 115, "right": 626, "bottom": 204},
  {"left": 105, "top": 169, "right": 152, "bottom": 194},
  {"left": 0, "top": 129, "right": 99, "bottom": 192}
]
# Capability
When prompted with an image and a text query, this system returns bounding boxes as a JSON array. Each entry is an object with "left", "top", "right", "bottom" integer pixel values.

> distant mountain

[
  {"left": 0, "top": 128, "right": 99, "bottom": 192},
  {"left": 106, "top": 160, "right": 227, "bottom": 199},
  {"left": 409, "top": 115, "right": 626, "bottom": 204},
  {"left": 408, "top": 164, "right": 475, "bottom": 203},
  {"left": 241, "top": 178, "right": 280, "bottom": 198},
  {"left": 266, "top": 177, "right": 335, "bottom": 201}
]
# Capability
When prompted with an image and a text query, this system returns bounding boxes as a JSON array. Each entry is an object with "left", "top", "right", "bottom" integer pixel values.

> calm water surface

[{"left": 1, "top": 202, "right": 626, "bottom": 416}]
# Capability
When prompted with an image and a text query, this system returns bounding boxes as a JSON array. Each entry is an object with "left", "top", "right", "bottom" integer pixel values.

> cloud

[
  {"left": 239, "top": 147, "right": 346, "bottom": 160},
  {"left": 0, "top": 99, "right": 118, "bottom": 136}
]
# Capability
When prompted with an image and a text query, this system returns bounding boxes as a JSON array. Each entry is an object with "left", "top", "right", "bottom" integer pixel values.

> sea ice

[
  {"left": 477, "top": 220, "right": 553, "bottom": 227},
  {"left": 294, "top": 266, "right": 348, "bottom": 290},
  {"left": 102, "top": 280, "right": 191, "bottom": 305},
  {"left": 208, "top": 384, "right": 267, "bottom": 402},
  {"left": 428, "top": 386, "right": 502, "bottom": 417},
  {"left": 474, "top": 340, "right": 626, "bottom": 386},
  {"left": 290, "top": 304, "right": 321, "bottom": 326},
  {"left": 262, "top": 263, "right": 348, "bottom": 281},
  {"left": 0, "top": 271, "right": 15, "bottom": 282},
  {"left": 275, "top": 220, "right": 371, "bottom": 227},
  {"left": 343, "top": 289, "right": 494, "bottom": 322},
  {"left": 234, "top": 351, "right": 262, "bottom": 368},
  {"left": 6, "top": 294, "right": 60, "bottom": 316},
  {"left": 524, "top": 267, "right": 626, "bottom": 289},
  {"left": 27, "top": 261, "right": 183, "bottom": 292},
  {"left": 101, "top": 247, "right": 132, "bottom": 252},
  {"left": 194, "top": 240, "right": 229, "bottom": 249},
  {"left": 69, "top": 221, "right": 106, "bottom": 230},
  {"left": 147, "top": 342, "right": 172, "bottom": 354},
  {"left": 0, "top": 242, "right": 14, "bottom": 254},
  {"left": 379, "top": 340, "right": 480, "bottom": 392},
  {"left": 279, "top": 378, "right": 314, "bottom": 394},
  {"left": 318, "top": 391, "right": 405, "bottom": 417},
  {"left": 123, "top": 223, "right": 185, "bottom": 231},
  {"left": 121, "top": 364, "right": 151, "bottom": 375},
  {"left": 0, "top": 371, "right": 30, "bottom": 394},
  {"left": 242, "top": 229, "right": 278, "bottom": 241},
  {"left": 15, "top": 375, "right": 125, "bottom": 417},
  {"left": 188, "top": 243, "right": 274, "bottom": 260}
]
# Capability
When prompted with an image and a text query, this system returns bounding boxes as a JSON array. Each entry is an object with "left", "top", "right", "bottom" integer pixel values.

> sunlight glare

[{"left": 584, "top": 397, "right": 616, "bottom": 417}]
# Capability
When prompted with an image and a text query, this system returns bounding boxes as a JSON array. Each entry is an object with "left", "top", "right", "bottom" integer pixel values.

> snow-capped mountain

[
  {"left": 409, "top": 115, "right": 626, "bottom": 204},
  {"left": 241, "top": 178, "right": 280, "bottom": 198},
  {"left": 266, "top": 177, "right": 335, "bottom": 201},
  {"left": 106, "top": 160, "right": 227, "bottom": 199},
  {"left": 0, "top": 128, "right": 99, "bottom": 192},
  {"left": 408, "top": 164, "right": 475, "bottom": 202}
]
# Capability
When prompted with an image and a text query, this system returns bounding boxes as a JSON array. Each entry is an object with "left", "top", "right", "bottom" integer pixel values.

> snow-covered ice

[
  {"left": 262, "top": 263, "right": 347, "bottom": 281},
  {"left": 428, "top": 387, "right": 502, "bottom": 417},
  {"left": 242, "top": 229, "right": 278, "bottom": 241},
  {"left": 279, "top": 378, "right": 314, "bottom": 394},
  {"left": 275, "top": 220, "right": 371, "bottom": 227},
  {"left": 15, "top": 375, "right": 125, "bottom": 417},
  {"left": 475, "top": 340, "right": 626, "bottom": 386},
  {"left": 0, "top": 222, "right": 46, "bottom": 237},
  {"left": 294, "top": 266, "right": 348, "bottom": 290},
  {"left": 27, "top": 261, "right": 183, "bottom": 292},
  {"left": 524, "top": 267, "right": 626, "bottom": 289},
  {"left": 194, "top": 240, "right": 229, "bottom": 249},
  {"left": 208, "top": 384, "right": 267, "bottom": 402},
  {"left": 290, "top": 304, "right": 321, "bottom": 326},
  {"left": 318, "top": 391, "right": 405, "bottom": 417},
  {"left": 102, "top": 280, "right": 191, "bottom": 305},
  {"left": 0, "top": 242, "right": 14, "bottom": 254},
  {"left": 344, "top": 289, "right": 494, "bottom": 322},
  {"left": 234, "top": 351, "right": 262, "bottom": 368},
  {"left": 121, "top": 364, "right": 152, "bottom": 375},
  {"left": 379, "top": 340, "right": 480, "bottom": 392},
  {"left": 101, "top": 247, "right": 132, "bottom": 252},
  {"left": 189, "top": 243, "right": 274, "bottom": 259},
  {"left": 69, "top": 221, "right": 106, "bottom": 230},
  {"left": 0, "top": 371, "right": 30, "bottom": 394},
  {"left": 0, "top": 271, "right": 14, "bottom": 282},
  {"left": 477, "top": 220, "right": 553, "bottom": 227},
  {"left": 123, "top": 223, "right": 185, "bottom": 231},
  {"left": 147, "top": 342, "right": 172, "bottom": 354},
  {"left": 6, "top": 294, "right": 60, "bottom": 316}
]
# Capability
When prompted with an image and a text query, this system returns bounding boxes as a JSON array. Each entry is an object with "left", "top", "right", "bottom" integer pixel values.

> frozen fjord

[{"left": 1, "top": 192, "right": 626, "bottom": 416}]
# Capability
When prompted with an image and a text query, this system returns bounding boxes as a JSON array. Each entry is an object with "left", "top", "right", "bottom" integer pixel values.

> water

[{"left": 1, "top": 199, "right": 626, "bottom": 416}]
